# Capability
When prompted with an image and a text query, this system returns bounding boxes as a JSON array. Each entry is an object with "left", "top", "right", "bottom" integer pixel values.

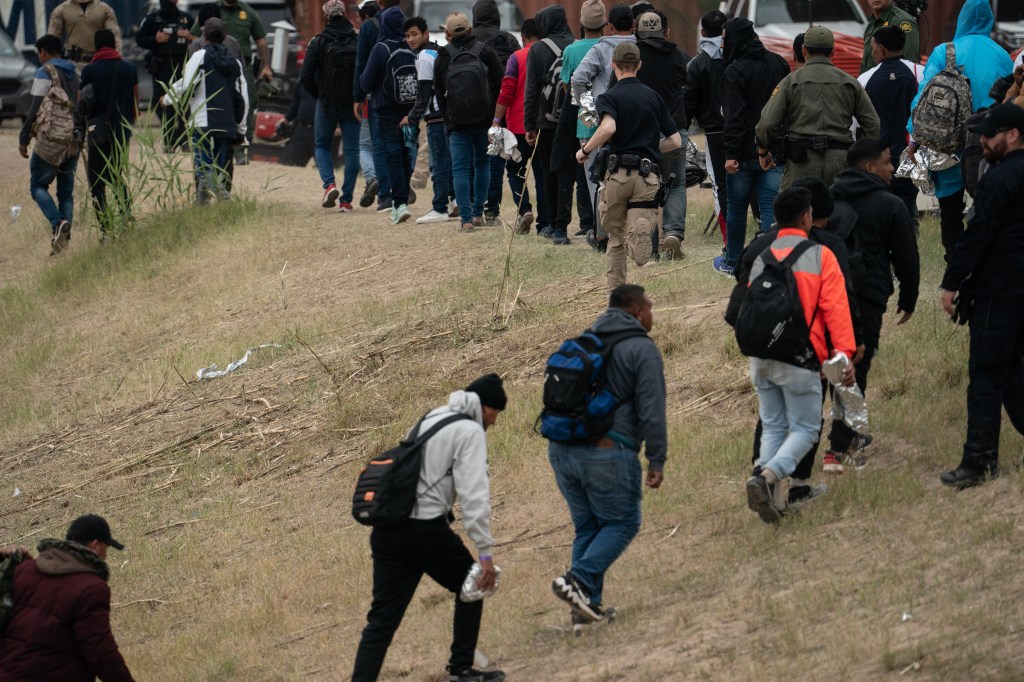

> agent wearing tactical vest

[{"left": 48, "top": 0, "right": 121, "bottom": 66}]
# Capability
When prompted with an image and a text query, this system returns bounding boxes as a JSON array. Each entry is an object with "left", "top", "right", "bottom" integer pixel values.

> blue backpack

[{"left": 538, "top": 329, "right": 647, "bottom": 443}]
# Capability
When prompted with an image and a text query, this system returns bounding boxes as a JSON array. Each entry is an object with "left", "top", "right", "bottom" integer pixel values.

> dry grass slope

[{"left": 0, "top": 129, "right": 1021, "bottom": 681}]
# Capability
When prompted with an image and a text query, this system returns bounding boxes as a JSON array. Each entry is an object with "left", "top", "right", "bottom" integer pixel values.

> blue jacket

[
  {"left": 358, "top": 6, "right": 410, "bottom": 113},
  {"left": 353, "top": 13, "right": 379, "bottom": 102},
  {"left": 909, "top": 0, "right": 1013, "bottom": 198}
]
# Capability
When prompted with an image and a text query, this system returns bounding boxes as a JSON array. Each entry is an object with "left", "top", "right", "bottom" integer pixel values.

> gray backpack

[{"left": 910, "top": 43, "right": 972, "bottom": 155}]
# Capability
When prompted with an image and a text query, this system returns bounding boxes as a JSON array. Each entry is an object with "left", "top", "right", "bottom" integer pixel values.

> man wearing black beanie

[{"left": 351, "top": 374, "right": 507, "bottom": 682}]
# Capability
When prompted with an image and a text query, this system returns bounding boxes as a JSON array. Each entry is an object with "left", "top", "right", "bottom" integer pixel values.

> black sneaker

[
  {"left": 574, "top": 227, "right": 588, "bottom": 236},
  {"left": 376, "top": 198, "right": 393, "bottom": 213},
  {"left": 539, "top": 225, "right": 555, "bottom": 239},
  {"left": 939, "top": 465, "right": 998, "bottom": 490},
  {"left": 552, "top": 571, "right": 603, "bottom": 622},
  {"left": 447, "top": 667, "right": 505, "bottom": 681},
  {"left": 359, "top": 178, "right": 379, "bottom": 207},
  {"left": 788, "top": 483, "right": 827, "bottom": 505},
  {"left": 746, "top": 474, "right": 782, "bottom": 524},
  {"left": 572, "top": 606, "right": 616, "bottom": 636},
  {"left": 484, "top": 210, "right": 498, "bottom": 226}
]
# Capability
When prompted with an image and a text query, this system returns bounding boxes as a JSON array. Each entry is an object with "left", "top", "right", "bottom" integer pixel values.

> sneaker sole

[
  {"left": 551, "top": 576, "right": 603, "bottom": 622},
  {"left": 516, "top": 214, "right": 534, "bottom": 234},
  {"left": 395, "top": 212, "right": 411, "bottom": 224},
  {"left": 822, "top": 463, "right": 845, "bottom": 475},
  {"left": 416, "top": 216, "right": 448, "bottom": 224},
  {"left": 746, "top": 478, "right": 782, "bottom": 524},
  {"left": 376, "top": 206, "right": 393, "bottom": 213},
  {"left": 663, "top": 235, "right": 684, "bottom": 260},
  {"left": 322, "top": 187, "right": 339, "bottom": 208}
]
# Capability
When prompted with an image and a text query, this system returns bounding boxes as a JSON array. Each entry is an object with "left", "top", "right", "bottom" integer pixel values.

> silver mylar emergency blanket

[
  {"left": 822, "top": 352, "right": 870, "bottom": 434},
  {"left": 460, "top": 562, "right": 502, "bottom": 602},
  {"left": 578, "top": 91, "right": 599, "bottom": 128},
  {"left": 895, "top": 146, "right": 960, "bottom": 196}
]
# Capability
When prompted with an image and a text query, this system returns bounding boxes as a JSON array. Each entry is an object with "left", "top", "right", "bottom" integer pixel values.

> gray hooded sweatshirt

[
  {"left": 570, "top": 34, "right": 636, "bottom": 107},
  {"left": 589, "top": 307, "right": 668, "bottom": 471},
  {"left": 410, "top": 390, "right": 494, "bottom": 554}
]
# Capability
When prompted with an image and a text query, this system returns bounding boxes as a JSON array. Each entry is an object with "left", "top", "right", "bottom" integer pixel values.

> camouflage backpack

[
  {"left": 32, "top": 63, "right": 82, "bottom": 166},
  {"left": 0, "top": 549, "right": 25, "bottom": 629},
  {"left": 910, "top": 43, "right": 973, "bottom": 155}
]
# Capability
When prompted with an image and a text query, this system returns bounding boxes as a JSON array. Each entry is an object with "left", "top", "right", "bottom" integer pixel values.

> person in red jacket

[
  {"left": 743, "top": 187, "right": 856, "bottom": 524},
  {"left": 0, "top": 515, "right": 134, "bottom": 681}
]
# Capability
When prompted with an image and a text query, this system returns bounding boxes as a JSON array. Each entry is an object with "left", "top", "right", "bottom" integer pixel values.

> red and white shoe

[
  {"left": 338, "top": 201, "right": 353, "bottom": 213},
  {"left": 822, "top": 451, "right": 845, "bottom": 475},
  {"left": 321, "top": 184, "right": 339, "bottom": 208}
]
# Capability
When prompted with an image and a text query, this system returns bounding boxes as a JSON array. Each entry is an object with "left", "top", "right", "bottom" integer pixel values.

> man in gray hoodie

[
  {"left": 548, "top": 284, "right": 667, "bottom": 631},
  {"left": 351, "top": 375, "right": 506, "bottom": 682}
]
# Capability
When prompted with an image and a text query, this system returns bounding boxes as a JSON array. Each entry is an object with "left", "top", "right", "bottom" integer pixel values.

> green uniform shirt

[
  {"left": 862, "top": 2, "right": 919, "bottom": 73},
  {"left": 755, "top": 56, "right": 880, "bottom": 151},
  {"left": 191, "top": 0, "right": 267, "bottom": 59}
]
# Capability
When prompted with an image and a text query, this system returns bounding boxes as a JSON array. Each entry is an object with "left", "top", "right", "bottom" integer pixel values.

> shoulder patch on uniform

[
  {"left": 771, "top": 85, "right": 780, "bottom": 97},
  {"left": 883, "top": 21, "right": 889, "bottom": 27},
  {"left": 239, "top": 10, "right": 247, "bottom": 19},
  {"left": 900, "top": 21, "right": 912, "bottom": 32}
]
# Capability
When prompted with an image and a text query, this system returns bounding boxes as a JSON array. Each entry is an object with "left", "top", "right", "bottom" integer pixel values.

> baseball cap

[
  {"left": 67, "top": 514, "right": 124, "bottom": 551},
  {"left": 803, "top": 26, "right": 834, "bottom": 49},
  {"left": 968, "top": 102, "right": 1024, "bottom": 137},
  {"left": 441, "top": 11, "right": 470, "bottom": 36},
  {"left": 612, "top": 41, "right": 641, "bottom": 65},
  {"left": 635, "top": 11, "right": 663, "bottom": 38},
  {"left": 202, "top": 17, "right": 226, "bottom": 38}
]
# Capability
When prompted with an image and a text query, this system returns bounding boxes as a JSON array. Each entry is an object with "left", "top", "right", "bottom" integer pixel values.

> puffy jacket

[
  {"left": 683, "top": 36, "right": 724, "bottom": 133},
  {"left": 300, "top": 16, "right": 358, "bottom": 103},
  {"left": 722, "top": 18, "right": 789, "bottom": 161},
  {"left": 524, "top": 5, "right": 573, "bottom": 132},
  {"left": 471, "top": 0, "right": 520, "bottom": 67},
  {"left": 746, "top": 230, "right": 856, "bottom": 364},
  {"left": 433, "top": 33, "right": 504, "bottom": 131},
  {"left": 587, "top": 307, "right": 668, "bottom": 471},
  {"left": 908, "top": 0, "right": 1013, "bottom": 198},
  {"left": 611, "top": 35, "right": 690, "bottom": 130},
  {"left": 0, "top": 540, "right": 134, "bottom": 682},
  {"left": 941, "top": 149, "right": 1024, "bottom": 298},
  {"left": 359, "top": 7, "right": 414, "bottom": 114},
  {"left": 163, "top": 43, "right": 248, "bottom": 138},
  {"left": 830, "top": 168, "right": 920, "bottom": 313}
]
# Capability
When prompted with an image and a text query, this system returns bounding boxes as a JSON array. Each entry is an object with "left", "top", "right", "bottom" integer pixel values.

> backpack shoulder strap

[
  {"left": 541, "top": 37, "right": 561, "bottom": 58},
  {"left": 779, "top": 239, "right": 815, "bottom": 268},
  {"left": 589, "top": 327, "right": 649, "bottom": 351},
  {"left": 409, "top": 412, "right": 473, "bottom": 444},
  {"left": 945, "top": 42, "right": 956, "bottom": 70},
  {"left": 466, "top": 41, "right": 485, "bottom": 58}
]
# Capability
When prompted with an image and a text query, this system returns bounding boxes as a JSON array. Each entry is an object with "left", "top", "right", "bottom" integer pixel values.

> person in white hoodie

[{"left": 351, "top": 374, "right": 506, "bottom": 682}]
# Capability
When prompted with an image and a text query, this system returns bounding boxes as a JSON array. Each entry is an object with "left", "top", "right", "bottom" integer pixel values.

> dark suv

[{"left": 0, "top": 30, "right": 35, "bottom": 124}]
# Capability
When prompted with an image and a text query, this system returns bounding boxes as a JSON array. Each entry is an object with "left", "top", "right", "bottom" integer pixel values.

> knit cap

[
  {"left": 580, "top": 0, "right": 607, "bottom": 30},
  {"left": 465, "top": 373, "right": 507, "bottom": 410}
]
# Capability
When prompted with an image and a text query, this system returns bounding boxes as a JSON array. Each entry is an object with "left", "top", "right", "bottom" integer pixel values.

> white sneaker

[{"left": 416, "top": 209, "right": 450, "bottom": 224}]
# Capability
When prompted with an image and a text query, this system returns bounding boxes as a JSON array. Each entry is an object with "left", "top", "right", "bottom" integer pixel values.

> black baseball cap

[
  {"left": 968, "top": 103, "right": 1024, "bottom": 137},
  {"left": 67, "top": 514, "right": 124, "bottom": 550}
]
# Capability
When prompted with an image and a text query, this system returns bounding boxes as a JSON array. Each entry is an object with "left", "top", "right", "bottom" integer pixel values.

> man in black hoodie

[
  {"left": 524, "top": 5, "right": 574, "bottom": 242},
  {"left": 434, "top": 12, "right": 504, "bottom": 232},
  {"left": 826, "top": 138, "right": 919, "bottom": 472},
  {"left": 713, "top": 17, "right": 790, "bottom": 276},
  {"left": 472, "top": 0, "right": 520, "bottom": 224}
]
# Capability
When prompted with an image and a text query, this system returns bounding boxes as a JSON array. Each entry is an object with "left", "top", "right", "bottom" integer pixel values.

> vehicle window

[
  {"left": 0, "top": 31, "right": 18, "bottom": 57},
  {"left": 248, "top": 4, "right": 294, "bottom": 27},
  {"left": 755, "top": 0, "right": 859, "bottom": 26},
  {"left": 419, "top": 1, "right": 475, "bottom": 31}
]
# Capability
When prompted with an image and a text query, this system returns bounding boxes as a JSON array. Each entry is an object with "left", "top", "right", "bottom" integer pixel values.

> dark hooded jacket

[
  {"left": 353, "top": 5, "right": 380, "bottom": 101},
  {"left": 201, "top": 42, "right": 246, "bottom": 137},
  {"left": 433, "top": 31, "right": 504, "bottom": 131},
  {"left": 360, "top": 7, "right": 413, "bottom": 113},
  {"left": 830, "top": 168, "right": 920, "bottom": 313},
  {"left": 613, "top": 35, "right": 690, "bottom": 130},
  {"left": 587, "top": 307, "right": 667, "bottom": 472},
  {"left": 523, "top": 5, "right": 573, "bottom": 132},
  {"left": 300, "top": 15, "right": 358, "bottom": 104},
  {"left": 0, "top": 540, "right": 134, "bottom": 682},
  {"left": 683, "top": 36, "right": 724, "bottom": 133},
  {"left": 471, "top": 0, "right": 520, "bottom": 67},
  {"left": 722, "top": 17, "right": 789, "bottom": 161}
]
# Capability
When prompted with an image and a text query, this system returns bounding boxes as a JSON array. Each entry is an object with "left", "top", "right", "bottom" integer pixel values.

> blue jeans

[
  {"left": 314, "top": 101, "right": 361, "bottom": 203},
  {"left": 750, "top": 358, "right": 823, "bottom": 479},
  {"left": 548, "top": 441, "right": 643, "bottom": 607},
  {"left": 662, "top": 127, "right": 689, "bottom": 238},
  {"left": 426, "top": 121, "right": 453, "bottom": 214},
  {"left": 725, "top": 160, "right": 782, "bottom": 265},
  {"left": 368, "top": 106, "right": 391, "bottom": 201},
  {"left": 448, "top": 128, "right": 490, "bottom": 221},
  {"left": 192, "top": 133, "right": 232, "bottom": 196},
  {"left": 359, "top": 117, "right": 376, "bottom": 182},
  {"left": 29, "top": 153, "right": 77, "bottom": 230},
  {"left": 376, "top": 109, "right": 411, "bottom": 206}
]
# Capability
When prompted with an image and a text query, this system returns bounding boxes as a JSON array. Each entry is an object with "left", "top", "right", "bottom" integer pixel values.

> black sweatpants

[
  {"left": 535, "top": 128, "right": 560, "bottom": 230},
  {"left": 829, "top": 298, "right": 885, "bottom": 453},
  {"left": 938, "top": 188, "right": 966, "bottom": 263},
  {"left": 351, "top": 516, "right": 481, "bottom": 681},
  {"left": 86, "top": 137, "right": 131, "bottom": 235},
  {"left": 889, "top": 177, "right": 919, "bottom": 236},
  {"left": 960, "top": 294, "right": 1024, "bottom": 471},
  {"left": 282, "top": 124, "right": 315, "bottom": 167}
]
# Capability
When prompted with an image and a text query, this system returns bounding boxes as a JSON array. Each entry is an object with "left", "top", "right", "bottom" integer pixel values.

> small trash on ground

[{"left": 196, "top": 343, "right": 282, "bottom": 380}]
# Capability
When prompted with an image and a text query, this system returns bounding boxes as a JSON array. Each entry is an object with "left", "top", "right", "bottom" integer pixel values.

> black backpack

[
  {"left": 734, "top": 239, "right": 820, "bottom": 371},
  {"left": 826, "top": 199, "right": 868, "bottom": 295},
  {"left": 352, "top": 412, "right": 471, "bottom": 527},
  {"left": 538, "top": 329, "right": 647, "bottom": 443},
  {"left": 539, "top": 38, "right": 564, "bottom": 124},
  {"left": 320, "top": 32, "right": 357, "bottom": 107},
  {"left": 484, "top": 31, "right": 518, "bottom": 68},
  {"left": 444, "top": 42, "right": 492, "bottom": 125},
  {"left": 381, "top": 41, "right": 418, "bottom": 108}
]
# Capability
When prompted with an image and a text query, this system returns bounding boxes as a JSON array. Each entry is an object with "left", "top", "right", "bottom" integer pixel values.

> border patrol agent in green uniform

[
  {"left": 861, "top": 0, "right": 919, "bottom": 73},
  {"left": 755, "top": 27, "right": 880, "bottom": 190},
  {"left": 191, "top": 0, "right": 272, "bottom": 152}
]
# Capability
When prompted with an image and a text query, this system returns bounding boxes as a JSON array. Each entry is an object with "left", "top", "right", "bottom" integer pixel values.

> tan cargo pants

[{"left": 600, "top": 168, "right": 660, "bottom": 290}]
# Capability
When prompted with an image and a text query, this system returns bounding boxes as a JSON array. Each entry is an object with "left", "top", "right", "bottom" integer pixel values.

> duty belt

[
  {"left": 606, "top": 152, "right": 660, "bottom": 177},
  {"left": 785, "top": 136, "right": 851, "bottom": 163},
  {"left": 64, "top": 47, "right": 95, "bottom": 62}
]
